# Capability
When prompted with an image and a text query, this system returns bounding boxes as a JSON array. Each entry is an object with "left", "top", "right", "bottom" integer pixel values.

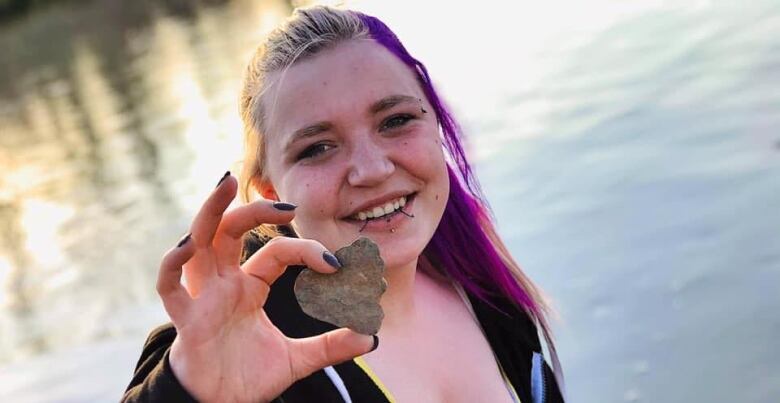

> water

[{"left": 0, "top": 0, "right": 778, "bottom": 401}]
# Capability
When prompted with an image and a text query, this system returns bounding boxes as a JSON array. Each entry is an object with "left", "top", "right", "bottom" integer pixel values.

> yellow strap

[{"left": 353, "top": 356, "right": 398, "bottom": 403}]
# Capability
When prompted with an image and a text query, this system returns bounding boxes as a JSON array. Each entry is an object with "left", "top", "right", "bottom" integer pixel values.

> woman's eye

[
  {"left": 296, "top": 143, "right": 334, "bottom": 161},
  {"left": 380, "top": 114, "right": 415, "bottom": 131}
]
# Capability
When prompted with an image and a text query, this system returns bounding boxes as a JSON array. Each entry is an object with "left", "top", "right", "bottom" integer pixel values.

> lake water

[{"left": 0, "top": 0, "right": 778, "bottom": 401}]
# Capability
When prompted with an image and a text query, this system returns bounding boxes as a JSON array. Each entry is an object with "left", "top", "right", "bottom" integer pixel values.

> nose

[{"left": 347, "top": 138, "right": 395, "bottom": 187}]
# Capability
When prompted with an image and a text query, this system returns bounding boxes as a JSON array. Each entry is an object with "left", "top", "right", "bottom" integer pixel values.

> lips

[
  {"left": 351, "top": 195, "right": 406, "bottom": 220},
  {"left": 343, "top": 192, "right": 417, "bottom": 222},
  {"left": 343, "top": 194, "right": 416, "bottom": 233}
]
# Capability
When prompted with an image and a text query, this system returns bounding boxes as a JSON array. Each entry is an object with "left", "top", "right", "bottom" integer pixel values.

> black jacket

[{"left": 122, "top": 232, "right": 564, "bottom": 402}]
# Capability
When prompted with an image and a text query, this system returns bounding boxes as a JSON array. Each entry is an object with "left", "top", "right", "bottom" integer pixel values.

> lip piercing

[
  {"left": 390, "top": 228, "right": 396, "bottom": 233},
  {"left": 358, "top": 207, "right": 414, "bottom": 233}
]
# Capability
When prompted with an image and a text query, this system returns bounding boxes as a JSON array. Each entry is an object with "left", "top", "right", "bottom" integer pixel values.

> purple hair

[
  {"left": 354, "top": 12, "right": 539, "bottom": 313},
  {"left": 353, "top": 12, "right": 564, "bottom": 387}
]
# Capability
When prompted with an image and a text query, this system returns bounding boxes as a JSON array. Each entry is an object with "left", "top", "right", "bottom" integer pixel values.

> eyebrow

[
  {"left": 285, "top": 94, "right": 420, "bottom": 152},
  {"left": 369, "top": 94, "right": 419, "bottom": 114}
]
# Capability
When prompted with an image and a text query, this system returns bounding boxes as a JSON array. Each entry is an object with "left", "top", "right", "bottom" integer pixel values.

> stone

[{"left": 294, "top": 237, "right": 387, "bottom": 335}]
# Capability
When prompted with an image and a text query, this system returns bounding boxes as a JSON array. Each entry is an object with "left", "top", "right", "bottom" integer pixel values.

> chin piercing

[{"left": 390, "top": 228, "right": 396, "bottom": 233}]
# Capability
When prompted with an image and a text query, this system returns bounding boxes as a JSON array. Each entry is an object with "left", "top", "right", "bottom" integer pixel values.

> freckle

[
  {"left": 305, "top": 183, "right": 310, "bottom": 188},
  {"left": 320, "top": 209, "right": 324, "bottom": 214},
  {"left": 403, "top": 142, "right": 408, "bottom": 146},
  {"left": 435, "top": 194, "right": 439, "bottom": 200}
]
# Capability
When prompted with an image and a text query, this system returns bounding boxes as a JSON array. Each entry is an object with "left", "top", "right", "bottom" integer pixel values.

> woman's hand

[{"left": 157, "top": 173, "right": 375, "bottom": 403}]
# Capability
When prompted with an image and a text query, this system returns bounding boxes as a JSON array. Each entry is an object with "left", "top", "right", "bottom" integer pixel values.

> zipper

[
  {"left": 531, "top": 352, "right": 547, "bottom": 403},
  {"left": 541, "top": 355, "right": 549, "bottom": 403}
]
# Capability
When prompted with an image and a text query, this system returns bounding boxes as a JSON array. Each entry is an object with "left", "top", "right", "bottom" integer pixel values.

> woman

[{"left": 123, "top": 6, "right": 564, "bottom": 403}]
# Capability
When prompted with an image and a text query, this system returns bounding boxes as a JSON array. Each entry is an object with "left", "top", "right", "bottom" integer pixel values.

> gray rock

[{"left": 294, "top": 237, "right": 387, "bottom": 335}]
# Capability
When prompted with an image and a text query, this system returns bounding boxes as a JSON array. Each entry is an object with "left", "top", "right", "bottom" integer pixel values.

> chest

[{"left": 361, "top": 300, "right": 517, "bottom": 402}]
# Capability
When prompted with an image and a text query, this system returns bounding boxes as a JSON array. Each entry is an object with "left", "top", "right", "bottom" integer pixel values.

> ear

[{"left": 256, "top": 177, "right": 279, "bottom": 201}]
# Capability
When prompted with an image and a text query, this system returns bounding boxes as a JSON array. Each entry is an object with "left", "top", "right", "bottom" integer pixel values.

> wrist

[{"left": 169, "top": 337, "right": 211, "bottom": 402}]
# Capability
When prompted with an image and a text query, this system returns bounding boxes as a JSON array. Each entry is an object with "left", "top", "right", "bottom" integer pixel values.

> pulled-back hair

[{"left": 238, "top": 5, "right": 563, "bottom": 387}]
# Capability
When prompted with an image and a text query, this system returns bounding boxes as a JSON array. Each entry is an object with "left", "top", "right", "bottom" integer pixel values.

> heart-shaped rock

[{"left": 294, "top": 237, "right": 387, "bottom": 335}]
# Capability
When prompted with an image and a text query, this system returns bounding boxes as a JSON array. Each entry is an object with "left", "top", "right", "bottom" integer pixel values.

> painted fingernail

[
  {"left": 215, "top": 171, "right": 230, "bottom": 188},
  {"left": 322, "top": 251, "right": 342, "bottom": 269},
  {"left": 370, "top": 335, "right": 379, "bottom": 352},
  {"left": 272, "top": 202, "right": 297, "bottom": 211},
  {"left": 176, "top": 233, "right": 191, "bottom": 248}
]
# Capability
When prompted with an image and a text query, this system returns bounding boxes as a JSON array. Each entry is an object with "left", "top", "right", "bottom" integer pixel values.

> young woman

[{"left": 123, "top": 6, "right": 564, "bottom": 403}]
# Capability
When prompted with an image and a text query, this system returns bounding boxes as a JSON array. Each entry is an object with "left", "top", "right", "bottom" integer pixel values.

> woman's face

[{"left": 259, "top": 40, "right": 449, "bottom": 270}]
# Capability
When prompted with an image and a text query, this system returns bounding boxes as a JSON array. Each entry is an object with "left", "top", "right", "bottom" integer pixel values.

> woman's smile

[{"left": 342, "top": 192, "right": 417, "bottom": 233}]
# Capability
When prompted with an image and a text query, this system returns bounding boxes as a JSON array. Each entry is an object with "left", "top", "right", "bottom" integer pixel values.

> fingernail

[
  {"left": 273, "top": 202, "right": 297, "bottom": 211},
  {"left": 215, "top": 171, "right": 230, "bottom": 188},
  {"left": 370, "top": 335, "right": 379, "bottom": 352},
  {"left": 322, "top": 251, "right": 342, "bottom": 269},
  {"left": 176, "top": 233, "right": 191, "bottom": 248}
]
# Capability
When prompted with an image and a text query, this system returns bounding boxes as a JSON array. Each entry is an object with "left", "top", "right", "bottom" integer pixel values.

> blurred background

[{"left": 0, "top": 0, "right": 778, "bottom": 401}]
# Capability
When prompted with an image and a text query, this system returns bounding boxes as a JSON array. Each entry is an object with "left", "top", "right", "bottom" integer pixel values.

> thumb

[{"left": 287, "top": 328, "right": 378, "bottom": 380}]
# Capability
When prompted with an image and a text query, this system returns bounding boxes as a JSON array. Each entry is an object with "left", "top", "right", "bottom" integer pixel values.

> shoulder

[
  {"left": 467, "top": 290, "right": 567, "bottom": 402},
  {"left": 467, "top": 290, "right": 543, "bottom": 353}
]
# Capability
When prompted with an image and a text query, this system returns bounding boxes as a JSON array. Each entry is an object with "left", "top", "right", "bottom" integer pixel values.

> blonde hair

[{"left": 238, "top": 6, "right": 368, "bottom": 207}]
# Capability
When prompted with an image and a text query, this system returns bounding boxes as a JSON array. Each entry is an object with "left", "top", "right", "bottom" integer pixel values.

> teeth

[{"left": 352, "top": 195, "right": 409, "bottom": 221}]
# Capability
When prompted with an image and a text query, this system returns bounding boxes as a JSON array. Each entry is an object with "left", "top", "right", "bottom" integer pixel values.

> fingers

[
  {"left": 157, "top": 234, "right": 195, "bottom": 322},
  {"left": 190, "top": 172, "right": 236, "bottom": 249},
  {"left": 212, "top": 199, "right": 297, "bottom": 266},
  {"left": 288, "top": 329, "right": 377, "bottom": 381},
  {"left": 241, "top": 237, "right": 341, "bottom": 286}
]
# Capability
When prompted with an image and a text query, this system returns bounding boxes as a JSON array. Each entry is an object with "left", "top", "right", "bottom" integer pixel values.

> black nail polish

[
  {"left": 215, "top": 171, "right": 230, "bottom": 188},
  {"left": 370, "top": 335, "right": 379, "bottom": 352},
  {"left": 322, "top": 251, "right": 342, "bottom": 269},
  {"left": 272, "top": 202, "right": 297, "bottom": 211},
  {"left": 176, "top": 233, "right": 191, "bottom": 248}
]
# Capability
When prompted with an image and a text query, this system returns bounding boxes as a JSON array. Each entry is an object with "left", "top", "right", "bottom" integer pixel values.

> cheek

[
  {"left": 396, "top": 134, "right": 448, "bottom": 182},
  {"left": 281, "top": 170, "right": 339, "bottom": 226}
]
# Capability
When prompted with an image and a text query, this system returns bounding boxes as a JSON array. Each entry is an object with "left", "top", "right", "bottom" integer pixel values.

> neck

[
  {"left": 378, "top": 257, "right": 453, "bottom": 333},
  {"left": 378, "top": 258, "right": 418, "bottom": 331}
]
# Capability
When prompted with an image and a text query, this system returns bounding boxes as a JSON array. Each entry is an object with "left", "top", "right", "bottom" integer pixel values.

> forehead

[{"left": 263, "top": 40, "right": 423, "bottom": 138}]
